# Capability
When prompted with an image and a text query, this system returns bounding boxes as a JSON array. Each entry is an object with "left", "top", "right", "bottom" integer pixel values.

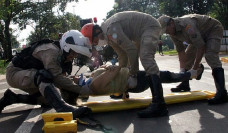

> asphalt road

[{"left": 0, "top": 54, "right": 228, "bottom": 133}]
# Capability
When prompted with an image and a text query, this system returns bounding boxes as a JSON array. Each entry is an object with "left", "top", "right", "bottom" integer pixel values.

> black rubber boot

[
  {"left": 137, "top": 74, "right": 168, "bottom": 118},
  {"left": 208, "top": 68, "right": 228, "bottom": 105},
  {"left": 0, "top": 89, "right": 40, "bottom": 113},
  {"left": 0, "top": 89, "right": 18, "bottom": 113},
  {"left": 170, "top": 64, "right": 204, "bottom": 92},
  {"left": 43, "top": 85, "right": 91, "bottom": 119},
  {"left": 171, "top": 80, "right": 191, "bottom": 92},
  {"left": 160, "top": 71, "right": 191, "bottom": 83}
]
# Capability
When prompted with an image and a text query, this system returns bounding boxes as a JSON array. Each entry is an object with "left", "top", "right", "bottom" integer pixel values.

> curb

[{"left": 221, "top": 57, "right": 228, "bottom": 63}]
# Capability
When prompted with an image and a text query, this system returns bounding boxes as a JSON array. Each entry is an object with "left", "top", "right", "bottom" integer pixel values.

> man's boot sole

[
  {"left": 171, "top": 88, "right": 190, "bottom": 92},
  {"left": 208, "top": 97, "right": 228, "bottom": 105}
]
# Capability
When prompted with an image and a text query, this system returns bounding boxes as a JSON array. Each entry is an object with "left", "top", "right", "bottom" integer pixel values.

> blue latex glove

[
  {"left": 79, "top": 73, "right": 86, "bottom": 86},
  {"left": 79, "top": 73, "right": 93, "bottom": 86}
]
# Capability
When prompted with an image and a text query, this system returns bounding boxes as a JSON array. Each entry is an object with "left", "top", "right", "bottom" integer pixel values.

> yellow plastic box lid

[
  {"left": 42, "top": 112, "right": 73, "bottom": 124},
  {"left": 43, "top": 120, "right": 77, "bottom": 133}
]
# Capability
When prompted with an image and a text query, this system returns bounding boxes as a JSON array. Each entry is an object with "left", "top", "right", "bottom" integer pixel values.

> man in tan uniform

[
  {"left": 158, "top": 14, "right": 227, "bottom": 104},
  {"left": 81, "top": 11, "right": 168, "bottom": 118},
  {"left": 0, "top": 30, "right": 92, "bottom": 119}
]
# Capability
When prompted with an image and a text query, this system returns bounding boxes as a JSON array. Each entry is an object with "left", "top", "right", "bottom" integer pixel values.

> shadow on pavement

[
  {"left": 77, "top": 100, "right": 228, "bottom": 133},
  {"left": 168, "top": 100, "right": 228, "bottom": 133}
]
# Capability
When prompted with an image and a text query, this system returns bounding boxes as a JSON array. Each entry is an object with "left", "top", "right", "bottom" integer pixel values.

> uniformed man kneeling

[{"left": 0, "top": 30, "right": 92, "bottom": 119}]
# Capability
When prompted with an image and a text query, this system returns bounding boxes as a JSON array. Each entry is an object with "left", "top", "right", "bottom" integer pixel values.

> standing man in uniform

[
  {"left": 0, "top": 30, "right": 92, "bottom": 118},
  {"left": 158, "top": 40, "right": 164, "bottom": 56},
  {"left": 81, "top": 11, "right": 171, "bottom": 118},
  {"left": 158, "top": 14, "right": 227, "bottom": 104}
]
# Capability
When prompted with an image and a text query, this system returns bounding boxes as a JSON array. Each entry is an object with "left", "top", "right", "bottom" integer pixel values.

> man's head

[
  {"left": 60, "top": 30, "right": 92, "bottom": 62},
  {"left": 158, "top": 15, "right": 175, "bottom": 35},
  {"left": 81, "top": 23, "right": 104, "bottom": 45}
]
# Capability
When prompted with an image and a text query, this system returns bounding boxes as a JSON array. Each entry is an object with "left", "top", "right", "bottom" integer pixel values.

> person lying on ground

[{"left": 74, "top": 63, "right": 204, "bottom": 98}]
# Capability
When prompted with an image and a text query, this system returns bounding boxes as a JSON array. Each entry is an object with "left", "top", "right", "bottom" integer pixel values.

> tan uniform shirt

[
  {"left": 6, "top": 43, "right": 82, "bottom": 94},
  {"left": 170, "top": 14, "right": 223, "bottom": 68},
  {"left": 90, "top": 68, "right": 129, "bottom": 95},
  {"left": 101, "top": 11, "right": 161, "bottom": 75}
]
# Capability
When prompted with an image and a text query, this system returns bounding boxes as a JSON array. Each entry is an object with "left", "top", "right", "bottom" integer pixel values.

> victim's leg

[
  {"left": 128, "top": 64, "right": 204, "bottom": 94},
  {"left": 170, "top": 64, "right": 204, "bottom": 92},
  {"left": 160, "top": 71, "right": 191, "bottom": 83}
]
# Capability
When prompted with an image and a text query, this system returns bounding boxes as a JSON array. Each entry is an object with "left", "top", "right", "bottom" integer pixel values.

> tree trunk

[
  {"left": 2, "top": 0, "right": 12, "bottom": 60},
  {"left": 4, "top": 19, "right": 12, "bottom": 60}
]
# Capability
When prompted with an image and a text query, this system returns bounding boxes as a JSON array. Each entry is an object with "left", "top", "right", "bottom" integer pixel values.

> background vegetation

[{"left": 0, "top": 60, "right": 9, "bottom": 74}]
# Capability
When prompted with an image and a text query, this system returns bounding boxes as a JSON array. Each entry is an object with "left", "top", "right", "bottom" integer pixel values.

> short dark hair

[{"left": 92, "top": 25, "right": 103, "bottom": 41}]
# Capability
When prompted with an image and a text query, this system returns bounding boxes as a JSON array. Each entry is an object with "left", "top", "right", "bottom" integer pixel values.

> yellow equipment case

[{"left": 41, "top": 112, "right": 77, "bottom": 133}]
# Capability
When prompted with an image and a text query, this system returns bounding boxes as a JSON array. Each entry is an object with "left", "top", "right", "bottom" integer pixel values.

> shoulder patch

[
  {"left": 185, "top": 24, "right": 197, "bottom": 38},
  {"left": 185, "top": 24, "right": 195, "bottom": 35}
]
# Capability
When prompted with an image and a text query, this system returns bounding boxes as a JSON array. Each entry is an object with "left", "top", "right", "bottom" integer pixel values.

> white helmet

[{"left": 60, "top": 30, "right": 92, "bottom": 57}]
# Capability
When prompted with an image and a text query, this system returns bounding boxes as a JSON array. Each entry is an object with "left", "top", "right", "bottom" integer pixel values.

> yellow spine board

[{"left": 82, "top": 90, "right": 215, "bottom": 113}]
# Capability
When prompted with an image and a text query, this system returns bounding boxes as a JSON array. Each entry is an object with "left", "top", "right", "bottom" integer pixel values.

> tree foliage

[
  {"left": 0, "top": 0, "right": 25, "bottom": 59},
  {"left": 210, "top": 0, "right": 228, "bottom": 29},
  {"left": 107, "top": 0, "right": 160, "bottom": 18},
  {"left": 27, "top": 12, "right": 81, "bottom": 43},
  {"left": 159, "top": 0, "right": 214, "bottom": 17},
  {"left": 108, "top": 0, "right": 215, "bottom": 18},
  {"left": 0, "top": 0, "right": 77, "bottom": 60}
]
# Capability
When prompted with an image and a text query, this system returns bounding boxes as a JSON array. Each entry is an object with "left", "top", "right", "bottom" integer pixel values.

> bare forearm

[
  {"left": 178, "top": 50, "right": 186, "bottom": 68},
  {"left": 193, "top": 46, "right": 205, "bottom": 70}
]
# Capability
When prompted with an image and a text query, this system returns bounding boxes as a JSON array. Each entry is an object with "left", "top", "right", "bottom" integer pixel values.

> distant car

[{"left": 12, "top": 49, "right": 18, "bottom": 56}]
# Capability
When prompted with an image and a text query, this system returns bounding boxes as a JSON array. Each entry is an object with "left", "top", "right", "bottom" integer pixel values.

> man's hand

[
  {"left": 72, "top": 76, "right": 80, "bottom": 84},
  {"left": 104, "top": 65, "right": 120, "bottom": 71},
  {"left": 187, "top": 69, "right": 197, "bottom": 79}
]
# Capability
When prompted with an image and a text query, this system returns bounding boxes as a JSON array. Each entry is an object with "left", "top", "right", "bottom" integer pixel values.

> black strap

[
  {"left": 29, "top": 39, "right": 55, "bottom": 55},
  {"left": 77, "top": 114, "right": 112, "bottom": 133}
]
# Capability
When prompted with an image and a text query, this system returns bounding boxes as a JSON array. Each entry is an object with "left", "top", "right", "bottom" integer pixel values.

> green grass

[
  {"left": 163, "top": 50, "right": 178, "bottom": 55},
  {"left": 0, "top": 60, "right": 9, "bottom": 74}
]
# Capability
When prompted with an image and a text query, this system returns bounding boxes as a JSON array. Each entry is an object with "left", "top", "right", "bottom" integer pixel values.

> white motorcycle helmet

[{"left": 60, "top": 30, "right": 92, "bottom": 57}]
